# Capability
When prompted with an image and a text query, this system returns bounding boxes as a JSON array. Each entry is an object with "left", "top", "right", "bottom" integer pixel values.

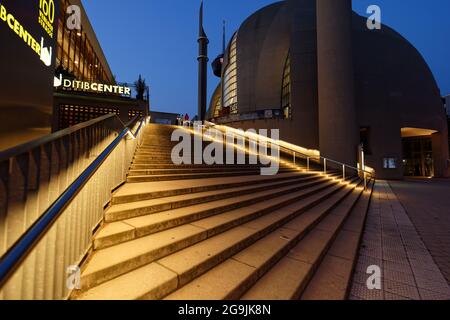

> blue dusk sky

[{"left": 82, "top": 0, "right": 450, "bottom": 117}]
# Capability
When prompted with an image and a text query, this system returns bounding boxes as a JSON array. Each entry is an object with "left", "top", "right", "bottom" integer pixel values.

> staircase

[{"left": 72, "top": 124, "right": 374, "bottom": 300}]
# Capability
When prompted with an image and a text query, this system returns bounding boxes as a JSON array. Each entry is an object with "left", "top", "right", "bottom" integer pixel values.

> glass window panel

[
  {"left": 281, "top": 54, "right": 291, "bottom": 119},
  {"left": 223, "top": 33, "right": 238, "bottom": 114}
]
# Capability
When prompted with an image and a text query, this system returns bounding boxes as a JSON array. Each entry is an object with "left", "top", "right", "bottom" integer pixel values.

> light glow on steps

[
  {"left": 183, "top": 126, "right": 304, "bottom": 175},
  {"left": 208, "top": 122, "right": 321, "bottom": 159},
  {"left": 208, "top": 122, "right": 376, "bottom": 178},
  {"left": 184, "top": 125, "right": 361, "bottom": 185}
]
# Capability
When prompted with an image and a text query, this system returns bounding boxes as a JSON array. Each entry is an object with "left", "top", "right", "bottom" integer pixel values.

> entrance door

[{"left": 402, "top": 137, "right": 434, "bottom": 177}]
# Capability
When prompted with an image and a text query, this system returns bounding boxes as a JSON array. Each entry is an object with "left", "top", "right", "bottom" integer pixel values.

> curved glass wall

[
  {"left": 55, "top": 0, "right": 112, "bottom": 83},
  {"left": 281, "top": 53, "right": 291, "bottom": 119},
  {"left": 213, "top": 93, "right": 221, "bottom": 118},
  {"left": 223, "top": 33, "right": 238, "bottom": 114}
]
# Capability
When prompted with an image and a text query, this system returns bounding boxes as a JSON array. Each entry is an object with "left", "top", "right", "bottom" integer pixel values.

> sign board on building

[
  {"left": 0, "top": 1, "right": 56, "bottom": 67},
  {"left": 54, "top": 75, "right": 132, "bottom": 97},
  {"left": 0, "top": 0, "right": 59, "bottom": 131}
]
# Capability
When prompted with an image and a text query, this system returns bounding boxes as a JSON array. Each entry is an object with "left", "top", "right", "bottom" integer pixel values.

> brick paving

[
  {"left": 350, "top": 181, "right": 450, "bottom": 300},
  {"left": 389, "top": 179, "right": 450, "bottom": 286}
]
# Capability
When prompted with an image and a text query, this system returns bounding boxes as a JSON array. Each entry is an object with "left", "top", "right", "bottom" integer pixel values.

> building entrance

[{"left": 402, "top": 136, "right": 434, "bottom": 177}]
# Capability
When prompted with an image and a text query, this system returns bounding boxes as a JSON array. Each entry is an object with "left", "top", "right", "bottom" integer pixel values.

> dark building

[
  {"left": 0, "top": 0, "right": 149, "bottom": 151},
  {"left": 444, "top": 95, "right": 450, "bottom": 152},
  {"left": 208, "top": 0, "right": 449, "bottom": 179},
  {"left": 149, "top": 111, "right": 180, "bottom": 125}
]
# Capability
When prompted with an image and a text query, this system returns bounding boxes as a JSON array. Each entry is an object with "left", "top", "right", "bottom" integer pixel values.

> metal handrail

[
  {"left": 204, "top": 121, "right": 374, "bottom": 189},
  {"left": 0, "top": 116, "right": 146, "bottom": 287},
  {"left": 0, "top": 114, "right": 117, "bottom": 162}
]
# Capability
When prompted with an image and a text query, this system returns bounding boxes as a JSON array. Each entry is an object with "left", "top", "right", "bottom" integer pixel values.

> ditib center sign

[{"left": 54, "top": 75, "right": 133, "bottom": 97}]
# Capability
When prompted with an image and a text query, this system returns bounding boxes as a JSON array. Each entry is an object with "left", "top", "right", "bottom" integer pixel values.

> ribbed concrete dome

[
  {"left": 210, "top": 0, "right": 444, "bottom": 126},
  {"left": 208, "top": 0, "right": 448, "bottom": 179}
]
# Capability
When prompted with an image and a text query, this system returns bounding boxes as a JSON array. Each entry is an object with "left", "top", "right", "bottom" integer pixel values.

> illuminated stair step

[
  {"left": 75, "top": 179, "right": 358, "bottom": 299},
  {"left": 97, "top": 174, "right": 328, "bottom": 247},
  {"left": 80, "top": 180, "right": 345, "bottom": 290},
  {"left": 300, "top": 181, "right": 374, "bottom": 300},
  {"left": 164, "top": 182, "right": 363, "bottom": 300},
  {"left": 240, "top": 182, "right": 371, "bottom": 300},
  {"left": 111, "top": 172, "right": 316, "bottom": 205},
  {"left": 126, "top": 169, "right": 298, "bottom": 183},
  {"left": 127, "top": 166, "right": 292, "bottom": 176},
  {"left": 106, "top": 175, "right": 334, "bottom": 222}
]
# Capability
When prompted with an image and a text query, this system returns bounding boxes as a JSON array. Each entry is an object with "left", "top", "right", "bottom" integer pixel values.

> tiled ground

[
  {"left": 349, "top": 181, "right": 450, "bottom": 300},
  {"left": 389, "top": 179, "right": 450, "bottom": 286}
]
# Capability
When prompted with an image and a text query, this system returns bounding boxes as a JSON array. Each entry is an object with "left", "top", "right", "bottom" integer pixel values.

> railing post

[
  {"left": 324, "top": 158, "right": 327, "bottom": 174},
  {"left": 293, "top": 152, "right": 296, "bottom": 165},
  {"left": 364, "top": 173, "right": 367, "bottom": 191},
  {"left": 342, "top": 165, "right": 346, "bottom": 182},
  {"left": 307, "top": 157, "right": 310, "bottom": 171}
]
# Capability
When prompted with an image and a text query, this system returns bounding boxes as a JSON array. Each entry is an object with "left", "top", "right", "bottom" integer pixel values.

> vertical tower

[
  {"left": 222, "top": 20, "right": 226, "bottom": 54},
  {"left": 316, "top": 0, "right": 358, "bottom": 165},
  {"left": 197, "top": 0, "right": 209, "bottom": 122}
]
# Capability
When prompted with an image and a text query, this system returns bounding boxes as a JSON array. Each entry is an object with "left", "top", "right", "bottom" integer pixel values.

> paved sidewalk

[
  {"left": 350, "top": 181, "right": 450, "bottom": 300},
  {"left": 389, "top": 179, "right": 450, "bottom": 286}
]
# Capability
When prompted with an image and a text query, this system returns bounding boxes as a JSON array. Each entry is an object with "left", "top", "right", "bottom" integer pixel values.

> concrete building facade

[
  {"left": 444, "top": 95, "right": 450, "bottom": 117},
  {"left": 149, "top": 111, "right": 180, "bottom": 125},
  {"left": 208, "top": 0, "right": 449, "bottom": 179},
  {"left": 0, "top": 0, "right": 149, "bottom": 151}
]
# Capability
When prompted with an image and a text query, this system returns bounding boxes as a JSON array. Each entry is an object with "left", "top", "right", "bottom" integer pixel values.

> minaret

[
  {"left": 316, "top": 0, "right": 358, "bottom": 166},
  {"left": 197, "top": 0, "right": 209, "bottom": 122},
  {"left": 222, "top": 20, "right": 226, "bottom": 54}
]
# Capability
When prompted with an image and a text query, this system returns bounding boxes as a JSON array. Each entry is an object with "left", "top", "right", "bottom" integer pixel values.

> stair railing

[
  {"left": 0, "top": 114, "right": 147, "bottom": 300},
  {"left": 204, "top": 121, "right": 375, "bottom": 190}
]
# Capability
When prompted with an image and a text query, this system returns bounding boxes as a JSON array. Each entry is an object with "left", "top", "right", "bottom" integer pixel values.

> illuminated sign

[
  {"left": 39, "top": 0, "right": 55, "bottom": 38},
  {"left": 54, "top": 75, "right": 132, "bottom": 96},
  {"left": 0, "top": 2, "right": 54, "bottom": 67}
]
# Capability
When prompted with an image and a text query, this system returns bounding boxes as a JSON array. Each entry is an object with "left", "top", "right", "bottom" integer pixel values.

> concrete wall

[
  {"left": 0, "top": 1, "right": 60, "bottom": 151},
  {"left": 231, "top": 0, "right": 319, "bottom": 150},
  {"left": 150, "top": 111, "right": 179, "bottom": 125},
  {"left": 445, "top": 96, "right": 450, "bottom": 116},
  {"left": 352, "top": 14, "right": 449, "bottom": 178},
  {"left": 53, "top": 92, "right": 149, "bottom": 130},
  {"left": 210, "top": 0, "right": 449, "bottom": 179},
  {"left": 316, "top": 0, "right": 358, "bottom": 166}
]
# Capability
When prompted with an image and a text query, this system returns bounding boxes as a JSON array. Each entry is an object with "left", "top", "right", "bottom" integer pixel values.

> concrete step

[
  {"left": 111, "top": 172, "right": 315, "bottom": 204},
  {"left": 126, "top": 169, "right": 298, "bottom": 183},
  {"left": 75, "top": 179, "right": 360, "bottom": 299},
  {"left": 135, "top": 151, "right": 174, "bottom": 156},
  {"left": 133, "top": 153, "right": 174, "bottom": 159},
  {"left": 300, "top": 180, "right": 375, "bottom": 300},
  {"left": 132, "top": 155, "right": 273, "bottom": 164},
  {"left": 97, "top": 175, "right": 329, "bottom": 248},
  {"left": 138, "top": 146, "right": 174, "bottom": 151},
  {"left": 130, "top": 164, "right": 276, "bottom": 170},
  {"left": 127, "top": 167, "right": 287, "bottom": 176},
  {"left": 164, "top": 180, "right": 363, "bottom": 300},
  {"left": 133, "top": 154, "right": 270, "bottom": 162},
  {"left": 140, "top": 142, "right": 174, "bottom": 146},
  {"left": 240, "top": 181, "right": 365, "bottom": 300},
  {"left": 133, "top": 155, "right": 173, "bottom": 163},
  {"left": 75, "top": 179, "right": 354, "bottom": 298},
  {"left": 105, "top": 174, "right": 334, "bottom": 223}
]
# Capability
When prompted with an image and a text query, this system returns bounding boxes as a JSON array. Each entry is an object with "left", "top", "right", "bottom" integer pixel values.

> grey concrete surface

[{"left": 390, "top": 179, "right": 450, "bottom": 286}]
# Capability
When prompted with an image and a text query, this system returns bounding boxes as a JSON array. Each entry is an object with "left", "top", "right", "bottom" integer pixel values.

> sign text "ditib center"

[{"left": 54, "top": 75, "right": 132, "bottom": 96}]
